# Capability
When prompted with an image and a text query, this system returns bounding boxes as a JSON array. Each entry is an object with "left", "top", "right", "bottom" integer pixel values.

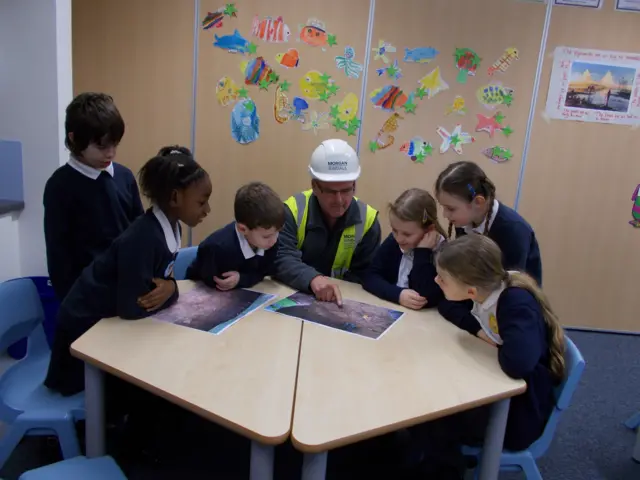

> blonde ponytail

[{"left": 506, "top": 272, "right": 566, "bottom": 381}]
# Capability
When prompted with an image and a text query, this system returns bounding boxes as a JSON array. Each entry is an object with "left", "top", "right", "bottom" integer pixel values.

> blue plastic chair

[
  {"left": 174, "top": 246, "right": 197, "bottom": 280},
  {"left": 462, "top": 335, "right": 585, "bottom": 480},
  {"left": 18, "top": 455, "right": 126, "bottom": 479},
  {"left": 0, "top": 278, "right": 85, "bottom": 469}
]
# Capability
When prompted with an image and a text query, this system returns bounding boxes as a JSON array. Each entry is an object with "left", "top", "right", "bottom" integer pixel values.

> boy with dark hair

[
  {"left": 44, "top": 92, "right": 144, "bottom": 301},
  {"left": 187, "top": 181, "right": 285, "bottom": 290}
]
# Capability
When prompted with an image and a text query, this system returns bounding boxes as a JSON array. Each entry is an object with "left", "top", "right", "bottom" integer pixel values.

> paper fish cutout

[
  {"left": 214, "top": 29, "right": 249, "bottom": 54},
  {"left": 202, "top": 9, "right": 225, "bottom": 30},
  {"left": 275, "top": 48, "right": 299, "bottom": 68},
  {"left": 403, "top": 47, "right": 439, "bottom": 64},
  {"left": 436, "top": 124, "right": 475, "bottom": 155},
  {"left": 251, "top": 15, "right": 290, "bottom": 43},
  {"left": 376, "top": 59, "right": 402, "bottom": 80},
  {"left": 299, "top": 70, "right": 332, "bottom": 99},
  {"left": 335, "top": 93, "right": 358, "bottom": 122},
  {"left": 335, "top": 46, "right": 364, "bottom": 79},
  {"left": 216, "top": 76, "right": 239, "bottom": 107},
  {"left": 482, "top": 146, "right": 513, "bottom": 164},
  {"left": 301, "top": 111, "right": 330, "bottom": 135},
  {"left": 445, "top": 96, "right": 467, "bottom": 115},
  {"left": 418, "top": 67, "right": 449, "bottom": 99},
  {"left": 400, "top": 136, "right": 433, "bottom": 163},
  {"left": 488, "top": 47, "right": 519, "bottom": 76},
  {"left": 371, "top": 112, "right": 404, "bottom": 150},
  {"left": 274, "top": 84, "right": 290, "bottom": 124},
  {"left": 631, "top": 184, "right": 640, "bottom": 227},
  {"left": 370, "top": 85, "right": 408, "bottom": 111},
  {"left": 477, "top": 83, "right": 514, "bottom": 110},
  {"left": 454, "top": 48, "right": 481, "bottom": 84},
  {"left": 240, "top": 57, "right": 276, "bottom": 86},
  {"left": 298, "top": 18, "right": 328, "bottom": 49},
  {"left": 231, "top": 99, "right": 260, "bottom": 144},
  {"left": 372, "top": 40, "right": 396, "bottom": 64}
]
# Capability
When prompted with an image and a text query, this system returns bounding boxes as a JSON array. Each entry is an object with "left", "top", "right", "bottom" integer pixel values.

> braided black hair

[{"left": 138, "top": 145, "right": 207, "bottom": 207}]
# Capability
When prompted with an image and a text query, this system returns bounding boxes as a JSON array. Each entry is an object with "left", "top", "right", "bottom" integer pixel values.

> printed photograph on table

[
  {"left": 545, "top": 46, "right": 640, "bottom": 125},
  {"left": 265, "top": 292, "right": 404, "bottom": 340},
  {"left": 152, "top": 284, "right": 276, "bottom": 335}
]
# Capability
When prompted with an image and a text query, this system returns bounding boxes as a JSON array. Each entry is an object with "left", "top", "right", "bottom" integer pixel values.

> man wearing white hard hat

[{"left": 274, "top": 139, "right": 381, "bottom": 304}]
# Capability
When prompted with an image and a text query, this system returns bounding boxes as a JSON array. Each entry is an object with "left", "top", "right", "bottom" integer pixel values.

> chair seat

[{"left": 19, "top": 455, "right": 126, "bottom": 479}]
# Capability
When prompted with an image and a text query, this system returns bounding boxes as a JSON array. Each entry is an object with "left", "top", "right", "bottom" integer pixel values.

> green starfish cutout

[
  {"left": 223, "top": 3, "right": 238, "bottom": 16},
  {"left": 387, "top": 64, "right": 400, "bottom": 78},
  {"left": 279, "top": 80, "right": 291, "bottom": 92},
  {"left": 237, "top": 87, "right": 248, "bottom": 98},
  {"left": 369, "top": 141, "right": 379, "bottom": 152},
  {"left": 268, "top": 71, "right": 279, "bottom": 83},
  {"left": 501, "top": 125, "right": 514, "bottom": 137},
  {"left": 403, "top": 101, "right": 417, "bottom": 114},
  {"left": 493, "top": 112, "right": 505, "bottom": 124},
  {"left": 423, "top": 143, "right": 434, "bottom": 156},
  {"left": 332, "top": 118, "right": 346, "bottom": 131},
  {"left": 247, "top": 42, "right": 258, "bottom": 55},
  {"left": 259, "top": 79, "right": 270, "bottom": 91},
  {"left": 329, "top": 104, "right": 340, "bottom": 118},
  {"left": 244, "top": 101, "right": 255, "bottom": 112},
  {"left": 415, "top": 87, "right": 426, "bottom": 100},
  {"left": 327, "top": 34, "right": 338, "bottom": 47},
  {"left": 348, "top": 118, "right": 361, "bottom": 129},
  {"left": 503, "top": 93, "right": 514, "bottom": 106},
  {"left": 415, "top": 151, "right": 426, "bottom": 164},
  {"left": 345, "top": 123, "right": 358, "bottom": 136},
  {"left": 319, "top": 73, "right": 332, "bottom": 84},
  {"left": 318, "top": 91, "right": 331, "bottom": 103},
  {"left": 498, "top": 147, "right": 514, "bottom": 160},
  {"left": 327, "top": 83, "right": 340, "bottom": 95},
  {"left": 450, "top": 134, "right": 461, "bottom": 145}
]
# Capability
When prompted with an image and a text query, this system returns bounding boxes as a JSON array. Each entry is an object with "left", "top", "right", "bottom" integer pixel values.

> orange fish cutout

[
  {"left": 298, "top": 18, "right": 328, "bottom": 49},
  {"left": 251, "top": 15, "right": 291, "bottom": 43},
  {"left": 275, "top": 48, "right": 299, "bottom": 69}
]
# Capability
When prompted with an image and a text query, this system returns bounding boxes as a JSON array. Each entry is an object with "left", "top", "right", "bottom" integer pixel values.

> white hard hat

[{"left": 308, "top": 139, "right": 361, "bottom": 182}]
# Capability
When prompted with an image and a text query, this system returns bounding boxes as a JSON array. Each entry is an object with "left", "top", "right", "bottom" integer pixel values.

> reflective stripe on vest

[{"left": 284, "top": 190, "right": 377, "bottom": 279}]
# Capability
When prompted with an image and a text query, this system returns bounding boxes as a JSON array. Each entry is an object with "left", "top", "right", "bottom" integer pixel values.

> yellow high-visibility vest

[{"left": 284, "top": 190, "right": 378, "bottom": 279}]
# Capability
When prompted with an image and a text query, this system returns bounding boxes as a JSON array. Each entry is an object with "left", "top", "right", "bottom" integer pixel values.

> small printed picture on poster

[
  {"left": 615, "top": 0, "right": 640, "bottom": 12},
  {"left": 565, "top": 62, "right": 635, "bottom": 113},
  {"left": 554, "top": 0, "right": 602, "bottom": 7}
]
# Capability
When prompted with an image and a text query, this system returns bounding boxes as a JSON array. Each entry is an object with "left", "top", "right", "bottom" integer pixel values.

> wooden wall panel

[
  {"left": 193, "top": 0, "right": 371, "bottom": 243},
  {"left": 357, "top": 0, "right": 546, "bottom": 237},
  {"left": 519, "top": 0, "right": 640, "bottom": 332}
]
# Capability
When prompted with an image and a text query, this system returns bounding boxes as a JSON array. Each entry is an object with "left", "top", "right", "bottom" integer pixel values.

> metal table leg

[
  {"left": 478, "top": 398, "right": 510, "bottom": 480},
  {"left": 302, "top": 451, "right": 328, "bottom": 480},
  {"left": 84, "top": 363, "right": 106, "bottom": 458},
  {"left": 250, "top": 441, "right": 274, "bottom": 480}
]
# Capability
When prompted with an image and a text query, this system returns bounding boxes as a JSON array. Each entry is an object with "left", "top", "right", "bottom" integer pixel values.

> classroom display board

[{"left": 519, "top": 0, "right": 640, "bottom": 332}]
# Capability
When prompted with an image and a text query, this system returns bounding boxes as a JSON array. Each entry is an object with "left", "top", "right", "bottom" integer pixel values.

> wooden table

[
  {"left": 71, "top": 279, "right": 300, "bottom": 480},
  {"left": 291, "top": 280, "right": 526, "bottom": 480}
]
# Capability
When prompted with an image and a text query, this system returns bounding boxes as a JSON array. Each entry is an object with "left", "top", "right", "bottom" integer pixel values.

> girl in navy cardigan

[
  {"left": 408, "top": 234, "right": 565, "bottom": 479},
  {"left": 363, "top": 188, "right": 447, "bottom": 310}
]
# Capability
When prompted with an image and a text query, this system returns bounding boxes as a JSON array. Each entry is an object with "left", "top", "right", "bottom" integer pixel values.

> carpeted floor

[{"left": 0, "top": 330, "right": 638, "bottom": 479}]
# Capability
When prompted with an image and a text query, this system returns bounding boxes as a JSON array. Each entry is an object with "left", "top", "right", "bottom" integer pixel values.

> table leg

[
  {"left": 84, "top": 363, "right": 106, "bottom": 458},
  {"left": 250, "top": 441, "right": 274, "bottom": 480},
  {"left": 301, "top": 451, "right": 328, "bottom": 480},
  {"left": 633, "top": 426, "right": 640, "bottom": 463},
  {"left": 478, "top": 398, "right": 510, "bottom": 480}
]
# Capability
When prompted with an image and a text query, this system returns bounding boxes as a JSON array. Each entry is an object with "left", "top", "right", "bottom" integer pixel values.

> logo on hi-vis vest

[
  {"left": 342, "top": 233, "right": 356, "bottom": 249},
  {"left": 327, "top": 161, "right": 348, "bottom": 171}
]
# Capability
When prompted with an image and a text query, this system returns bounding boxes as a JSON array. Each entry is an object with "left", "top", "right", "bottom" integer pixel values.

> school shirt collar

[
  {"left": 152, "top": 205, "right": 181, "bottom": 253},
  {"left": 464, "top": 199, "right": 500, "bottom": 234},
  {"left": 235, "top": 224, "right": 264, "bottom": 259},
  {"left": 67, "top": 155, "right": 114, "bottom": 180},
  {"left": 475, "top": 282, "right": 505, "bottom": 312}
]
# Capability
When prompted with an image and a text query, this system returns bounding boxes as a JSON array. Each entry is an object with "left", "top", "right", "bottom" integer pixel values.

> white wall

[{"left": 0, "top": 0, "right": 72, "bottom": 281}]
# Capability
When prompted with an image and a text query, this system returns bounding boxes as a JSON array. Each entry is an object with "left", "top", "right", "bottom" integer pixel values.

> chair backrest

[
  {"left": 173, "top": 246, "right": 197, "bottom": 281},
  {"left": 528, "top": 334, "right": 585, "bottom": 458},
  {"left": 0, "top": 279, "right": 46, "bottom": 353}
]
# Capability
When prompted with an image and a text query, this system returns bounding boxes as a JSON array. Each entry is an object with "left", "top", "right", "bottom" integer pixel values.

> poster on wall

[
  {"left": 615, "top": 0, "right": 640, "bottom": 12},
  {"left": 545, "top": 46, "right": 640, "bottom": 125},
  {"left": 553, "top": 0, "right": 602, "bottom": 7}
]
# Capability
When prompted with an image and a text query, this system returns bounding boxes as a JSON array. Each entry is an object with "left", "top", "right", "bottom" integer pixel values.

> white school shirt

[
  {"left": 470, "top": 276, "right": 516, "bottom": 346},
  {"left": 67, "top": 155, "right": 114, "bottom": 180},
  {"left": 396, "top": 235, "right": 445, "bottom": 288},
  {"left": 235, "top": 224, "right": 265, "bottom": 259},
  {"left": 463, "top": 199, "right": 500, "bottom": 234},
  {"left": 152, "top": 205, "right": 181, "bottom": 254}
]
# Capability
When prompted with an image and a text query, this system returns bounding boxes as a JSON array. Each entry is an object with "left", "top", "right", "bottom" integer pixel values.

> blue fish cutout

[
  {"left": 214, "top": 29, "right": 249, "bottom": 54},
  {"left": 403, "top": 47, "right": 439, "bottom": 64},
  {"left": 231, "top": 99, "right": 260, "bottom": 144}
]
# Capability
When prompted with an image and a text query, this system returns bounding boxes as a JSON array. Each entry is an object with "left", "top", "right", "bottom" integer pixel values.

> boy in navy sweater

[
  {"left": 43, "top": 92, "right": 143, "bottom": 301},
  {"left": 408, "top": 234, "right": 564, "bottom": 479},
  {"left": 187, "top": 182, "right": 284, "bottom": 289}
]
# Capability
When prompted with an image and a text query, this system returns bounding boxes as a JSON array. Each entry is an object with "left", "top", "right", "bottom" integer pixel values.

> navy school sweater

[
  {"left": 186, "top": 222, "right": 278, "bottom": 289},
  {"left": 43, "top": 162, "right": 144, "bottom": 301},
  {"left": 362, "top": 233, "right": 443, "bottom": 307},
  {"left": 44, "top": 209, "right": 179, "bottom": 396},
  {"left": 441, "top": 287, "right": 556, "bottom": 450}
]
